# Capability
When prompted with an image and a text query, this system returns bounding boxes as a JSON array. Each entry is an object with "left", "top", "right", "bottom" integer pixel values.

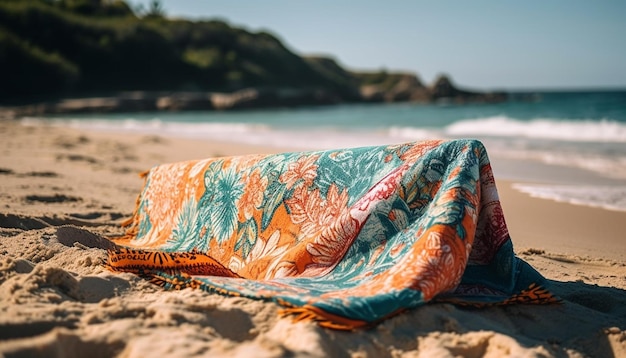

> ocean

[{"left": 23, "top": 90, "right": 626, "bottom": 212}]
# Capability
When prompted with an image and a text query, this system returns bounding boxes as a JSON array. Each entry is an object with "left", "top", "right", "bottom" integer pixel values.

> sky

[{"left": 130, "top": 0, "right": 626, "bottom": 90}]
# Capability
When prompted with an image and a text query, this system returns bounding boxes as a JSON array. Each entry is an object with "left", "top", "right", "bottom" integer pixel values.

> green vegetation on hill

[
  {"left": 0, "top": 0, "right": 505, "bottom": 109},
  {"left": 0, "top": 0, "right": 363, "bottom": 102}
]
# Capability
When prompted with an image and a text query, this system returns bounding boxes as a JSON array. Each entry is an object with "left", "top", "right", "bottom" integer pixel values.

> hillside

[{"left": 0, "top": 0, "right": 505, "bottom": 112}]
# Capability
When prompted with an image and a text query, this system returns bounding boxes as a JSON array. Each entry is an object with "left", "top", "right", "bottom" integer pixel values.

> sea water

[{"left": 23, "top": 90, "right": 626, "bottom": 212}]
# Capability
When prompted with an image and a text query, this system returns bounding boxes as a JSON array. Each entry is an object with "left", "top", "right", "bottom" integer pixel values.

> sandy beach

[{"left": 0, "top": 120, "right": 624, "bottom": 357}]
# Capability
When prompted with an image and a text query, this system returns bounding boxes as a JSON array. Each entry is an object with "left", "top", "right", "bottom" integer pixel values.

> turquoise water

[{"left": 25, "top": 90, "right": 626, "bottom": 211}]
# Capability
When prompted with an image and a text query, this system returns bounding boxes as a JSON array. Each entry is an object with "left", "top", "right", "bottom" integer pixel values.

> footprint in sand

[
  {"left": 0, "top": 214, "right": 49, "bottom": 230},
  {"left": 55, "top": 154, "right": 99, "bottom": 164},
  {"left": 23, "top": 171, "right": 60, "bottom": 178},
  {"left": 141, "top": 135, "right": 168, "bottom": 144},
  {"left": 53, "top": 135, "right": 91, "bottom": 149},
  {"left": 0, "top": 168, "right": 61, "bottom": 178},
  {"left": 0, "top": 213, "right": 127, "bottom": 231},
  {"left": 68, "top": 212, "right": 125, "bottom": 221},
  {"left": 55, "top": 226, "right": 118, "bottom": 251},
  {"left": 25, "top": 194, "right": 82, "bottom": 203}
]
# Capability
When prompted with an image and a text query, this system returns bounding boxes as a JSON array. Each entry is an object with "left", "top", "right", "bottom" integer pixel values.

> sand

[{"left": 0, "top": 120, "right": 624, "bottom": 357}]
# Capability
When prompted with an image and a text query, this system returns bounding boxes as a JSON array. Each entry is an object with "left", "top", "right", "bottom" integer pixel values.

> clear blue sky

[{"left": 130, "top": 0, "right": 626, "bottom": 90}]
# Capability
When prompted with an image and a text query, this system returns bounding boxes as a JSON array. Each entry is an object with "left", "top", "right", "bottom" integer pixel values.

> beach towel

[{"left": 107, "top": 139, "right": 558, "bottom": 329}]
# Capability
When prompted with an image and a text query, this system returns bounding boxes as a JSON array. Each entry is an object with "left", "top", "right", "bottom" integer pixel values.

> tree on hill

[{"left": 145, "top": 0, "right": 164, "bottom": 18}]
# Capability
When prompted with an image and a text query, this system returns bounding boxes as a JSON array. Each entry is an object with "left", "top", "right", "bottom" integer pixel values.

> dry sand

[{"left": 0, "top": 120, "right": 624, "bottom": 357}]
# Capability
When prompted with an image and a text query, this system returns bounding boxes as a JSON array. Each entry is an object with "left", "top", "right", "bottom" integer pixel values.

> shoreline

[
  {"left": 3, "top": 120, "right": 624, "bottom": 258},
  {"left": 0, "top": 81, "right": 508, "bottom": 120},
  {"left": 3, "top": 120, "right": 624, "bottom": 255},
  {"left": 498, "top": 180, "right": 626, "bottom": 262},
  {"left": 15, "top": 114, "right": 626, "bottom": 213},
  {"left": 1, "top": 120, "right": 625, "bottom": 356}
]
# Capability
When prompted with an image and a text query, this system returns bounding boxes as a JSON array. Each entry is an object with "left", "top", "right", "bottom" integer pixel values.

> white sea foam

[
  {"left": 24, "top": 114, "right": 626, "bottom": 145},
  {"left": 445, "top": 116, "right": 626, "bottom": 143},
  {"left": 21, "top": 117, "right": 271, "bottom": 137},
  {"left": 512, "top": 183, "right": 626, "bottom": 212},
  {"left": 20, "top": 117, "right": 397, "bottom": 150},
  {"left": 385, "top": 119, "right": 626, "bottom": 182},
  {"left": 387, "top": 126, "right": 444, "bottom": 141},
  {"left": 475, "top": 142, "right": 626, "bottom": 181}
]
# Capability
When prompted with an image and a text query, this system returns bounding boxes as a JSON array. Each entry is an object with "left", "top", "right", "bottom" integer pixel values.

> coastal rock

[
  {"left": 358, "top": 73, "right": 429, "bottom": 103},
  {"left": 156, "top": 93, "right": 214, "bottom": 111},
  {"left": 0, "top": 93, "right": 158, "bottom": 117},
  {"left": 0, "top": 77, "right": 507, "bottom": 118},
  {"left": 358, "top": 72, "right": 506, "bottom": 105},
  {"left": 210, "top": 87, "right": 341, "bottom": 110},
  {"left": 430, "top": 74, "right": 459, "bottom": 98},
  {"left": 428, "top": 74, "right": 507, "bottom": 104},
  {"left": 384, "top": 74, "right": 428, "bottom": 102},
  {"left": 359, "top": 85, "right": 386, "bottom": 102}
]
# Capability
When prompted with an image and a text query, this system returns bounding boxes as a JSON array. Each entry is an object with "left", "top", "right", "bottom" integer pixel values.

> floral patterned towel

[{"left": 107, "top": 139, "right": 557, "bottom": 329}]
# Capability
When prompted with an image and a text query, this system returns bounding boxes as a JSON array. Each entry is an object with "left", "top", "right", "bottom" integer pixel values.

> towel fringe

[
  {"left": 435, "top": 283, "right": 561, "bottom": 307},
  {"left": 278, "top": 305, "right": 369, "bottom": 331},
  {"left": 148, "top": 272, "right": 203, "bottom": 290}
]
